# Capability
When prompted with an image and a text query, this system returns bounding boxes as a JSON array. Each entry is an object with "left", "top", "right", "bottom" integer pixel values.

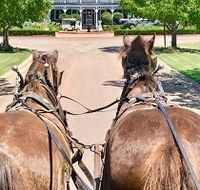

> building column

[
  {"left": 79, "top": 9, "right": 83, "bottom": 30},
  {"left": 95, "top": 9, "right": 98, "bottom": 29},
  {"left": 111, "top": 9, "right": 114, "bottom": 26},
  {"left": 47, "top": 10, "right": 51, "bottom": 21}
]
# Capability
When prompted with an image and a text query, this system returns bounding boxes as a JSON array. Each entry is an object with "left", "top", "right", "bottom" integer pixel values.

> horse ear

[
  {"left": 123, "top": 35, "right": 131, "bottom": 48},
  {"left": 32, "top": 50, "right": 39, "bottom": 59},
  {"left": 146, "top": 34, "right": 155, "bottom": 52},
  {"left": 53, "top": 50, "right": 58, "bottom": 61},
  {"left": 131, "top": 35, "right": 144, "bottom": 49}
]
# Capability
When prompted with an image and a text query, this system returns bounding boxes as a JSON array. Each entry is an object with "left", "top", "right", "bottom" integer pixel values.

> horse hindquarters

[
  {"left": 0, "top": 153, "right": 23, "bottom": 190},
  {"left": 142, "top": 144, "right": 195, "bottom": 190}
]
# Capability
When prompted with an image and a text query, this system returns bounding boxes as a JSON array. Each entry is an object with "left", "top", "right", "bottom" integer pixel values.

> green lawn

[
  {"left": 156, "top": 43, "right": 200, "bottom": 83},
  {"left": 0, "top": 49, "right": 31, "bottom": 76}
]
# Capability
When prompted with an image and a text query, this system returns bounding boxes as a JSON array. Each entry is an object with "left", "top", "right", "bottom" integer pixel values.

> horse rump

[
  {"left": 0, "top": 153, "right": 20, "bottom": 190},
  {"left": 143, "top": 144, "right": 194, "bottom": 190}
]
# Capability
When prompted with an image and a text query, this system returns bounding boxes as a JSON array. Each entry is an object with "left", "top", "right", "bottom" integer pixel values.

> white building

[{"left": 50, "top": 0, "right": 125, "bottom": 29}]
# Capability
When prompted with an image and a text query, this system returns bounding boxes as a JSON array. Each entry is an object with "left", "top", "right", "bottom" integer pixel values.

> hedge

[
  {"left": 103, "top": 25, "right": 121, "bottom": 31},
  {"left": 114, "top": 28, "right": 200, "bottom": 35},
  {"left": 0, "top": 29, "right": 56, "bottom": 36}
]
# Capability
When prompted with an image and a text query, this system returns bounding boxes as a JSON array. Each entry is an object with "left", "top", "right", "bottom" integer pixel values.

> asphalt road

[{"left": 0, "top": 34, "right": 199, "bottom": 188}]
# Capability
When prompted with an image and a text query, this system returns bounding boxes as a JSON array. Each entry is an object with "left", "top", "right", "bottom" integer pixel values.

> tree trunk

[
  {"left": 1, "top": 27, "right": 13, "bottom": 52},
  {"left": 163, "top": 22, "right": 166, "bottom": 48},
  {"left": 171, "top": 24, "right": 177, "bottom": 48}
]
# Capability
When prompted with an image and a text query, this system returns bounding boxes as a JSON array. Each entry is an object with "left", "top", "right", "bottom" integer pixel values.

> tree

[
  {"left": 113, "top": 12, "right": 124, "bottom": 25},
  {"left": 188, "top": 0, "right": 200, "bottom": 29},
  {"left": 101, "top": 12, "right": 112, "bottom": 25},
  {"left": 0, "top": 0, "right": 51, "bottom": 51},
  {"left": 120, "top": 0, "right": 198, "bottom": 48}
]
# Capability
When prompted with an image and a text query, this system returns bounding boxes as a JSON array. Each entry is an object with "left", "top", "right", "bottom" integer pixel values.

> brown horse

[
  {"left": 101, "top": 36, "right": 200, "bottom": 190},
  {"left": 0, "top": 50, "right": 71, "bottom": 190}
]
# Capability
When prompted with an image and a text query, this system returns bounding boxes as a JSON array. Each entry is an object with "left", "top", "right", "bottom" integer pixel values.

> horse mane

[{"left": 137, "top": 74, "right": 157, "bottom": 91}]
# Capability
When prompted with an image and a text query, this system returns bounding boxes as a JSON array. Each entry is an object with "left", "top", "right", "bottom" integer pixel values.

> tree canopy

[
  {"left": 0, "top": 0, "right": 51, "bottom": 51},
  {"left": 119, "top": 0, "right": 200, "bottom": 47},
  {"left": 101, "top": 12, "right": 112, "bottom": 25},
  {"left": 113, "top": 12, "right": 124, "bottom": 24}
]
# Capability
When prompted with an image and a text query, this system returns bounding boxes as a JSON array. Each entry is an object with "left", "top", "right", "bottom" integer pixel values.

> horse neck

[
  {"left": 25, "top": 81, "right": 55, "bottom": 109},
  {"left": 127, "top": 79, "right": 156, "bottom": 98}
]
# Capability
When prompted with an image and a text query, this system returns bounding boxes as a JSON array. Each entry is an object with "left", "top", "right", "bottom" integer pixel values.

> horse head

[
  {"left": 120, "top": 35, "right": 158, "bottom": 79},
  {"left": 25, "top": 50, "right": 64, "bottom": 95},
  {"left": 119, "top": 35, "right": 165, "bottom": 100}
]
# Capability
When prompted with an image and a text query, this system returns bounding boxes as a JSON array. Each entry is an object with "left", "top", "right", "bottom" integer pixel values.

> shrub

[
  {"left": 102, "top": 25, "right": 121, "bottom": 31},
  {"left": 71, "top": 14, "right": 81, "bottom": 21},
  {"left": 0, "top": 29, "right": 56, "bottom": 36},
  {"left": 113, "top": 12, "right": 123, "bottom": 25},
  {"left": 59, "top": 13, "right": 81, "bottom": 21},
  {"left": 101, "top": 12, "right": 112, "bottom": 25},
  {"left": 114, "top": 28, "right": 200, "bottom": 35}
]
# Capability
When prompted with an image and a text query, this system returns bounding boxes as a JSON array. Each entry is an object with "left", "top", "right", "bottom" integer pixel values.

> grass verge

[
  {"left": 155, "top": 44, "right": 200, "bottom": 84},
  {"left": 0, "top": 48, "right": 31, "bottom": 76}
]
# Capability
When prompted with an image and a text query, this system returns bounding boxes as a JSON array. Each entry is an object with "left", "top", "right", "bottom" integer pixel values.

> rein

[{"left": 60, "top": 95, "right": 125, "bottom": 115}]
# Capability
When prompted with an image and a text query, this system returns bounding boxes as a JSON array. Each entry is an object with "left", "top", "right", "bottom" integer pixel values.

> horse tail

[{"left": 143, "top": 144, "right": 195, "bottom": 190}]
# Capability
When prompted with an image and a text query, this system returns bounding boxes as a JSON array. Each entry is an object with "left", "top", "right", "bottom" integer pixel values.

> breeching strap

[{"left": 156, "top": 101, "right": 200, "bottom": 190}]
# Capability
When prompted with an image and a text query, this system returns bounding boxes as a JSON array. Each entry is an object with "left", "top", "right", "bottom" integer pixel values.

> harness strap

[
  {"left": 39, "top": 115, "right": 92, "bottom": 190},
  {"left": 157, "top": 101, "right": 200, "bottom": 190},
  {"left": 72, "top": 150, "right": 95, "bottom": 187},
  {"left": 63, "top": 97, "right": 125, "bottom": 116}
]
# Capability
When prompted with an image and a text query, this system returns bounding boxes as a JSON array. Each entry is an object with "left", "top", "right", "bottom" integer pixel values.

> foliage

[
  {"left": 102, "top": 25, "right": 121, "bottom": 31},
  {"left": 59, "top": 14, "right": 81, "bottom": 21},
  {"left": 113, "top": 12, "right": 123, "bottom": 25},
  {"left": 0, "top": 29, "right": 56, "bottom": 36},
  {"left": 114, "top": 28, "right": 200, "bottom": 35},
  {"left": 0, "top": 49, "right": 31, "bottom": 76},
  {"left": 119, "top": 0, "right": 200, "bottom": 48},
  {"left": 101, "top": 12, "right": 112, "bottom": 25},
  {"left": 22, "top": 22, "right": 61, "bottom": 31},
  {"left": 0, "top": 0, "right": 51, "bottom": 51},
  {"left": 188, "top": 0, "right": 200, "bottom": 28}
]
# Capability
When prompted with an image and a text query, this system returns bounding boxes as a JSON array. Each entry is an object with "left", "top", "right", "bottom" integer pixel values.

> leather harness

[
  {"left": 6, "top": 79, "right": 95, "bottom": 190},
  {"left": 99, "top": 75, "right": 200, "bottom": 190}
]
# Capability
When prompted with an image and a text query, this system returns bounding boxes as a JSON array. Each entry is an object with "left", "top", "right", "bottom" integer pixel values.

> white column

[
  {"left": 79, "top": 9, "right": 83, "bottom": 30},
  {"left": 111, "top": 9, "right": 114, "bottom": 26},
  {"left": 95, "top": 9, "right": 98, "bottom": 29},
  {"left": 80, "top": 0, "right": 82, "bottom": 4},
  {"left": 47, "top": 10, "right": 51, "bottom": 21}
]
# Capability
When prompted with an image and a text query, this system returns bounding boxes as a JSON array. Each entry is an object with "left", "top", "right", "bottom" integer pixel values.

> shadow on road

[
  {"left": 0, "top": 78, "right": 15, "bottom": 95},
  {"left": 160, "top": 71, "right": 200, "bottom": 110},
  {"left": 103, "top": 71, "right": 200, "bottom": 110},
  {"left": 99, "top": 46, "right": 122, "bottom": 53}
]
